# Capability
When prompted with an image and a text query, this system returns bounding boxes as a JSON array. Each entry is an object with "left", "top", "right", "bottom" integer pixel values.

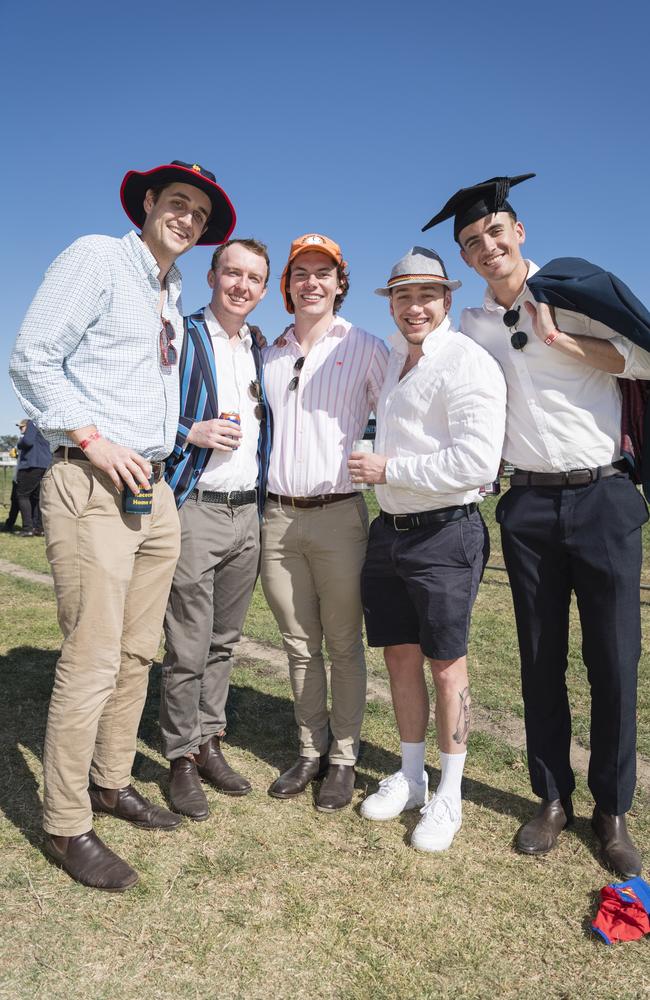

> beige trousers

[
  {"left": 260, "top": 495, "right": 369, "bottom": 765},
  {"left": 40, "top": 457, "right": 180, "bottom": 836}
]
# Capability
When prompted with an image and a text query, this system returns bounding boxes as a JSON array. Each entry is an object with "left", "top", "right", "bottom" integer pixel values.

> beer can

[
  {"left": 219, "top": 411, "right": 241, "bottom": 425},
  {"left": 352, "top": 438, "right": 373, "bottom": 491}
]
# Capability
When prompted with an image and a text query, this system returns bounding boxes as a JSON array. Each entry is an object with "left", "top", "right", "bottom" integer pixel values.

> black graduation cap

[{"left": 421, "top": 174, "right": 536, "bottom": 241}]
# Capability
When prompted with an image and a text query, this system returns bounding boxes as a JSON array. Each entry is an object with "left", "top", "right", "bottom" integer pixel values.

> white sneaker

[
  {"left": 410, "top": 794, "right": 462, "bottom": 852},
  {"left": 360, "top": 770, "right": 428, "bottom": 821}
]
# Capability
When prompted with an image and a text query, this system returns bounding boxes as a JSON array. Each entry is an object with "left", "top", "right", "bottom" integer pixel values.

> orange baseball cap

[{"left": 280, "top": 233, "right": 346, "bottom": 313}]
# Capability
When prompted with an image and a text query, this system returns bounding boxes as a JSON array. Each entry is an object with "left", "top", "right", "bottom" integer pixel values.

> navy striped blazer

[{"left": 165, "top": 308, "right": 271, "bottom": 512}]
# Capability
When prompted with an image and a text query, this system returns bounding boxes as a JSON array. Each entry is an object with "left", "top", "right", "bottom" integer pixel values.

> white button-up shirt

[
  {"left": 10, "top": 231, "right": 183, "bottom": 461},
  {"left": 376, "top": 318, "right": 507, "bottom": 514},
  {"left": 198, "top": 307, "right": 260, "bottom": 491},
  {"left": 263, "top": 317, "right": 388, "bottom": 496},
  {"left": 461, "top": 261, "right": 650, "bottom": 472}
]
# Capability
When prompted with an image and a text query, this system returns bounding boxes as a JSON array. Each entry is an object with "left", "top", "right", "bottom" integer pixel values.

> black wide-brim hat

[{"left": 120, "top": 160, "right": 236, "bottom": 245}]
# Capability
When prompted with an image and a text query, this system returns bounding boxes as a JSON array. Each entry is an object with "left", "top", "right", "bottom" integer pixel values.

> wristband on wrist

[
  {"left": 79, "top": 431, "right": 102, "bottom": 450},
  {"left": 544, "top": 329, "right": 561, "bottom": 346}
]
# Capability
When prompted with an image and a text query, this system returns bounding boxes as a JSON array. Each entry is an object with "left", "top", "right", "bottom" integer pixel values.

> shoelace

[
  {"left": 376, "top": 772, "right": 409, "bottom": 797},
  {"left": 419, "top": 794, "right": 459, "bottom": 825}
]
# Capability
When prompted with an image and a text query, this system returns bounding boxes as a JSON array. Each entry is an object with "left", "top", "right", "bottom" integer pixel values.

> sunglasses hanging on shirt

[
  {"left": 288, "top": 355, "right": 305, "bottom": 391},
  {"left": 159, "top": 320, "right": 178, "bottom": 366},
  {"left": 502, "top": 306, "right": 527, "bottom": 351}
]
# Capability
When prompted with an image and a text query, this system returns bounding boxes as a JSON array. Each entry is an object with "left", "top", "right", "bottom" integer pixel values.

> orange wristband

[
  {"left": 544, "top": 330, "right": 560, "bottom": 346},
  {"left": 79, "top": 431, "right": 102, "bottom": 450}
]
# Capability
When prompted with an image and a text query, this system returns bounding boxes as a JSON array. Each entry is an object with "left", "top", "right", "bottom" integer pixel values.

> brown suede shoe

[
  {"left": 316, "top": 764, "right": 356, "bottom": 813},
  {"left": 592, "top": 806, "right": 642, "bottom": 878},
  {"left": 515, "top": 797, "right": 574, "bottom": 855},
  {"left": 195, "top": 736, "right": 251, "bottom": 796},
  {"left": 268, "top": 756, "right": 329, "bottom": 799},
  {"left": 169, "top": 757, "right": 209, "bottom": 821},
  {"left": 89, "top": 784, "right": 182, "bottom": 830},
  {"left": 44, "top": 830, "right": 138, "bottom": 891}
]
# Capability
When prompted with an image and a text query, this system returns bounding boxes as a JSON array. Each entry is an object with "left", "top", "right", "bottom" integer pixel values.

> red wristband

[
  {"left": 79, "top": 431, "right": 102, "bottom": 450},
  {"left": 544, "top": 330, "right": 561, "bottom": 346}
]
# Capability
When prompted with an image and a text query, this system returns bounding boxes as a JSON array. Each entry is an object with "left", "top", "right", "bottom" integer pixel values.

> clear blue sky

[{"left": 3, "top": 0, "right": 649, "bottom": 433}]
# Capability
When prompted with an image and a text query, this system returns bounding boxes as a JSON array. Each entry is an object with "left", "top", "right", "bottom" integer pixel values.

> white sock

[
  {"left": 436, "top": 751, "right": 466, "bottom": 807},
  {"left": 400, "top": 741, "right": 426, "bottom": 785}
]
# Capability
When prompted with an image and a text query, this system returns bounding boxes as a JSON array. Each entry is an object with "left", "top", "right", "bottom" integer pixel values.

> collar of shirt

[
  {"left": 123, "top": 230, "right": 183, "bottom": 311},
  {"left": 482, "top": 260, "right": 540, "bottom": 313},
  {"left": 203, "top": 305, "right": 252, "bottom": 348},
  {"left": 281, "top": 316, "right": 352, "bottom": 350}
]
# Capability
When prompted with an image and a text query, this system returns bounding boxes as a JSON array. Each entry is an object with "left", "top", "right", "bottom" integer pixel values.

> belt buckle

[
  {"left": 393, "top": 514, "right": 412, "bottom": 532},
  {"left": 567, "top": 468, "right": 592, "bottom": 486},
  {"left": 226, "top": 490, "right": 235, "bottom": 508}
]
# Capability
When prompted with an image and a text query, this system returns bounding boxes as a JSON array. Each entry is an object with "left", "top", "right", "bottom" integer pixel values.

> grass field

[{"left": 1, "top": 500, "right": 650, "bottom": 999}]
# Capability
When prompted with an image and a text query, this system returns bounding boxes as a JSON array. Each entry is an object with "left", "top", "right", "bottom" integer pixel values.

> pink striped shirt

[{"left": 263, "top": 317, "right": 389, "bottom": 496}]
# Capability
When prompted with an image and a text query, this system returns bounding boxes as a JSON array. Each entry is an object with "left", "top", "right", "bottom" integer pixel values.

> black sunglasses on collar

[{"left": 502, "top": 306, "right": 527, "bottom": 350}]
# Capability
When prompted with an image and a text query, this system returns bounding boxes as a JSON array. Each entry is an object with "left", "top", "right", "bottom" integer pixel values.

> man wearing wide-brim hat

[
  {"left": 348, "top": 247, "right": 506, "bottom": 852},
  {"left": 10, "top": 160, "right": 236, "bottom": 891}
]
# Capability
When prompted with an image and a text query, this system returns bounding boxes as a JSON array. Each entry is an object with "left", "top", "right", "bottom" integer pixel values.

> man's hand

[
  {"left": 524, "top": 301, "right": 560, "bottom": 344},
  {"left": 348, "top": 451, "right": 388, "bottom": 485},
  {"left": 186, "top": 418, "right": 242, "bottom": 452},
  {"left": 82, "top": 437, "right": 152, "bottom": 493}
]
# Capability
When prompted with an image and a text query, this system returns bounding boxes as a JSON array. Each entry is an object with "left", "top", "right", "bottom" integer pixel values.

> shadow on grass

[{"left": 0, "top": 646, "right": 616, "bottom": 869}]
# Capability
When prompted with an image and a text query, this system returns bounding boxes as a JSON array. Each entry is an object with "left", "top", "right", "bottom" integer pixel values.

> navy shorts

[{"left": 361, "top": 510, "right": 489, "bottom": 660}]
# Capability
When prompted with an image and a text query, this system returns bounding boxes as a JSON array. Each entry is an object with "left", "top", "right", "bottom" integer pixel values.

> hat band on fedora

[{"left": 387, "top": 273, "right": 449, "bottom": 286}]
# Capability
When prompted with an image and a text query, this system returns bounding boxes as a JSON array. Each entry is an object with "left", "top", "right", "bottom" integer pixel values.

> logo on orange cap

[{"left": 280, "top": 233, "right": 346, "bottom": 313}]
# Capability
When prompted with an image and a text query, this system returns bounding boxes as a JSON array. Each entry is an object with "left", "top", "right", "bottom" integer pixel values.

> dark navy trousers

[{"left": 496, "top": 474, "right": 648, "bottom": 814}]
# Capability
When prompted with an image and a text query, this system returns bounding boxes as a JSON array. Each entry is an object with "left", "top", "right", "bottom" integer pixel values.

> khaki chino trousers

[
  {"left": 260, "top": 495, "right": 369, "bottom": 765},
  {"left": 40, "top": 457, "right": 180, "bottom": 836}
]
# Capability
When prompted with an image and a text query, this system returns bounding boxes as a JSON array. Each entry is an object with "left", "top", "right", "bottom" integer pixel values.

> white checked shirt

[
  {"left": 376, "top": 318, "right": 507, "bottom": 514},
  {"left": 10, "top": 230, "right": 184, "bottom": 461},
  {"left": 198, "top": 307, "right": 260, "bottom": 491},
  {"left": 461, "top": 261, "right": 650, "bottom": 472},
  {"left": 263, "top": 317, "right": 388, "bottom": 496}
]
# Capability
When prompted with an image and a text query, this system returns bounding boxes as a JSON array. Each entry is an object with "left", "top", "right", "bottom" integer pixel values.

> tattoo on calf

[{"left": 453, "top": 687, "right": 471, "bottom": 745}]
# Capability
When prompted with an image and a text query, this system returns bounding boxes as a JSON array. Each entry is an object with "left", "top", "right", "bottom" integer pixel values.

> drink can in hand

[{"left": 352, "top": 438, "right": 373, "bottom": 491}]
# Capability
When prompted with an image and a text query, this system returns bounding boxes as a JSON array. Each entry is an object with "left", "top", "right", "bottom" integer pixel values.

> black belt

[
  {"left": 380, "top": 503, "right": 478, "bottom": 532},
  {"left": 54, "top": 447, "right": 165, "bottom": 483},
  {"left": 509, "top": 461, "right": 627, "bottom": 488},
  {"left": 267, "top": 492, "right": 356, "bottom": 509},
  {"left": 187, "top": 488, "right": 257, "bottom": 507}
]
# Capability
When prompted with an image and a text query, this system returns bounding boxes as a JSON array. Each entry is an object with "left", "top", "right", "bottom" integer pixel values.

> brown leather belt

[
  {"left": 54, "top": 447, "right": 165, "bottom": 483},
  {"left": 509, "top": 461, "right": 627, "bottom": 488},
  {"left": 266, "top": 491, "right": 356, "bottom": 510}
]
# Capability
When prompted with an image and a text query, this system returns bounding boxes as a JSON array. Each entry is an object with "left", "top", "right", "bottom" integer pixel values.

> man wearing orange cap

[
  {"left": 10, "top": 160, "right": 236, "bottom": 890},
  {"left": 261, "top": 234, "right": 388, "bottom": 811}
]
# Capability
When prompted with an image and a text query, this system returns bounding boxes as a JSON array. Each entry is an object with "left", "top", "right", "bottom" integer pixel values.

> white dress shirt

[
  {"left": 461, "top": 261, "right": 650, "bottom": 472},
  {"left": 376, "top": 317, "right": 507, "bottom": 514},
  {"left": 198, "top": 307, "right": 260, "bottom": 491},
  {"left": 263, "top": 317, "right": 388, "bottom": 496}
]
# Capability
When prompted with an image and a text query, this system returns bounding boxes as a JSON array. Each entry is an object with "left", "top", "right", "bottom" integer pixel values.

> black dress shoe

[
  {"left": 17, "top": 529, "right": 34, "bottom": 537},
  {"left": 195, "top": 736, "right": 251, "bottom": 796},
  {"left": 44, "top": 830, "right": 138, "bottom": 891},
  {"left": 515, "top": 797, "right": 573, "bottom": 855},
  {"left": 268, "top": 756, "right": 329, "bottom": 799},
  {"left": 169, "top": 757, "right": 209, "bottom": 821},
  {"left": 89, "top": 784, "right": 182, "bottom": 830},
  {"left": 316, "top": 764, "right": 356, "bottom": 813},
  {"left": 592, "top": 806, "right": 642, "bottom": 878}
]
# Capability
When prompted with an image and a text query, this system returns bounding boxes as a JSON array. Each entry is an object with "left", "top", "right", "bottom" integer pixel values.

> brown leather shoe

[
  {"left": 515, "top": 797, "right": 573, "bottom": 855},
  {"left": 44, "top": 830, "right": 138, "bottom": 891},
  {"left": 592, "top": 806, "right": 642, "bottom": 878},
  {"left": 195, "top": 736, "right": 251, "bottom": 796},
  {"left": 268, "top": 755, "right": 329, "bottom": 799},
  {"left": 169, "top": 757, "right": 209, "bottom": 821},
  {"left": 316, "top": 764, "right": 356, "bottom": 812},
  {"left": 89, "top": 784, "right": 182, "bottom": 830}
]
